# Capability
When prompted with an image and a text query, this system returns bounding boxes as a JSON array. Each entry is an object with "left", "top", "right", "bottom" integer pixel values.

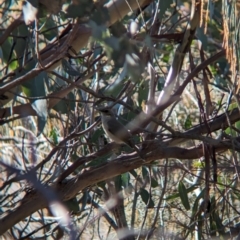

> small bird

[{"left": 98, "top": 108, "right": 143, "bottom": 158}]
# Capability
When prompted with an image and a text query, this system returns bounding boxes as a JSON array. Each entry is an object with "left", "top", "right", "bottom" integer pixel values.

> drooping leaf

[
  {"left": 184, "top": 115, "right": 192, "bottom": 130},
  {"left": 197, "top": 27, "right": 208, "bottom": 50},
  {"left": 52, "top": 92, "right": 75, "bottom": 114},
  {"left": 151, "top": 177, "right": 158, "bottom": 188},
  {"left": 142, "top": 166, "right": 148, "bottom": 179},
  {"left": 192, "top": 188, "right": 205, "bottom": 215},
  {"left": 40, "top": 16, "right": 58, "bottom": 41},
  {"left": 178, "top": 181, "right": 190, "bottom": 211},
  {"left": 64, "top": 0, "right": 93, "bottom": 18},
  {"left": 49, "top": 127, "right": 59, "bottom": 145},
  {"left": 0, "top": 47, "right": 3, "bottom": 63},
  {"left": 159, "top": 0, "right": 172, "bottom": 20},
  {"left": 140, "top": 188, "right": 154, "bottom": 208},
  {"left": 165, "top": 185, "right": 198, "bottom": 201},
  {"left": 64, "top": 197, "right": 80, "bottom": 214},
  {"left": 121, "top": 172, "right": 130, "bottom": 188},
  {"left": 138, "top": 81, "right": 149, "bottom": 107},
  {"left": 12, "top": 24, "right": 28, "bottom": 67},
  {"left": 31, "top": 98, "right": 48, "bottom": 135}
]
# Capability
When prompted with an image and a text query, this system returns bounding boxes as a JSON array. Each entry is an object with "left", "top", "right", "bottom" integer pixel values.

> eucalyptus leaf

[
  {"left": 64, "top": 197, "right": 80, "bottom": 213},
  {"left": 165, "top": 185, "right": 198, "bottom": 201},
  {"left": 140, "top": 188, "right": 154, "bottom": 208},
  {"left": 151, "top": 178, "right": 158, "bottom": 188},
  {"left": 53, "top": 92, "right": 75, "bottom": 114},
  {"left": 0, "top": 47, "right": 3, "bottom": 62},
  {"left": 178, "top": 181, "right": 190, "bottom": 211},
  {"left": 197, "top": 27, "right": 208, "bottom": 50},
  {"left": 184, "top": 115, "right": 192, "bottom": 130},
  {"left": 121, "top": 172, "right": 130, "bottom": 188},
  {"left": 159, "top": 0, "right": 172, "bottom": 20},
  {"left": 40, "top": 16, "right": 58, "bottom": 41},
  {"left": 64, "top": 0, "right": 93, "bottom": 18},
  {"left": 142, "top": 166, "right": 148, "bottom": 179},
  {"left": 32, "top": 98, "right": 48, "bottom": 135}
]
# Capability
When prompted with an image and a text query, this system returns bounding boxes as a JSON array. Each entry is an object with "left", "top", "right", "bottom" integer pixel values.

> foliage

[{"left": 0, "top": 0, "right": 240, "bottom": 239}]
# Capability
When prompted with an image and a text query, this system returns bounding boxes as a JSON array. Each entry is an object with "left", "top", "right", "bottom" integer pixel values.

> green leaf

[
  {"left": 0, "top": 47, "right": 3, "bottom": 63},
  {"left": 228, "top": 102, "right": 238, "bottom": 110},
  {"left": 225, "top": 119, "right": 240, "bottom": 137},
  {"left": 91, "top": 5, "right": 110, "bottom": 24},
  {"left": 196, "top": 214, "right": 203, "bottom": 239},
  {"left": 9, "top": 60, "right": 19, "bottom": 71},
  {"left": 209, "top": 65, "right": 217, "bottom": 76},
  {"left": 142, "top": 166, "right": 148, "bottom": 179},
  {"left": 233, "top": 190, "right": 240, "bottom": 200},
  {"left": 91, "top": 128, "right": 105, "bottom": 144},
  {"left": 22, "top": 71, "right": 47, "bottom": 98},
  {"left": 158, "top": 0, "right": 172, "bottom": 20},
  {"left": 1, "top": 37, "right": 13, "bottom": 63},
  {"left": 12, "top": 24, "right": 28, "bottom": 66},
  {"left": 64, "top": 0, "right": 93, "bottom": 18},
  {"left": 138, "top": 81, "right": 148, "bottom": 107},
  {"left": 178, "top": 181, "right": 190, "bottom": 211},
  {"left": 197, "top": 27, "right": 208, "bottom": 50},
  {"left": 114, "top": 175, "right": 122, "bottom": 190},
  {"left": 212, "top": 212, "right": 225, "bottom": 234},
  {"left": 161, "top": 44, "right": 173, "bottom": 64},
  {"left": 157, "top": 76, "right": 165, "bottom": 91},
  {"left": 151, "top": 178, "right": 158, "bottom": 188},
  {"left": 52, "top": 92, "right": 75, "bottom": 114},
  {"left": 64, "top": 197, "right": 80, "bottom": 213},
  {"left": 22, "top": 70, "right": 49, "bottom": 134},
  {"left": 140, "top": 188, "right": 154, "bottom": 208},
  {"left": 31, "top": 99, "right": 48, "bottom": 135},
  {"left": 192, "top": 161, "right": 205, "bottom": 168},
  {"left": 165, "top": 185, "right": 197, "bottom": 201},
  {"left": 184, "top": 115, "right": 192, "bottom": 130},
  {"left": 192, "top": 188, "right": 205, "bottom": 215},
  {"left": 50, "top": 128, "right": 59, "bottom": 145},
  {"left": 121, "top": 172, "right": 130, "bottom": 188},
  {"left": 40, "top": 17, "right": 58, "bottom": 41}
]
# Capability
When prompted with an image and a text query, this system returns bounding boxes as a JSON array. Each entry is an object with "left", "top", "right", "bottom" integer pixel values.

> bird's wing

[{"left": 106, "top": 118, "right": 132, "bottom": 139}]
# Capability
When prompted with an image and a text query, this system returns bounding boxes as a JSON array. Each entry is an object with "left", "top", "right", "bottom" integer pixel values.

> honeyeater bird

[{"left": 98, "top": 108, "right": 143, "bottom": 158}]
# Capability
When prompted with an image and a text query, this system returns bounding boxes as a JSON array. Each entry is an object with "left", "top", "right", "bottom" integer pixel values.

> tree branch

[{"left": 0, "top": 134, "right": 238, "bottom": 234}]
